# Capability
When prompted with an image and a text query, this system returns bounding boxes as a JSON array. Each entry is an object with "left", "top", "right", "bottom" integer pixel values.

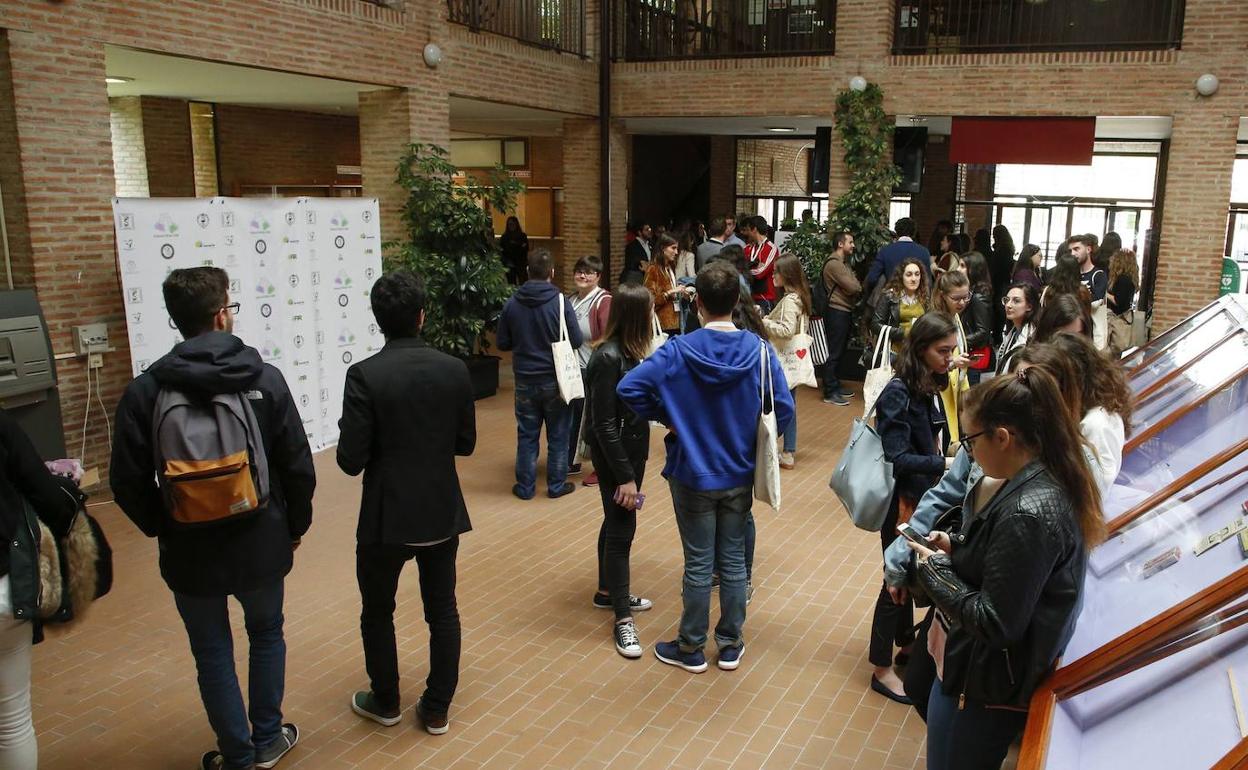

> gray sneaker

[
  {"left": 255, "top": 724, "right": 298, "bottom": 769},
  {"left": 823, "top": 392, "right": 851, "bottom": 406}
]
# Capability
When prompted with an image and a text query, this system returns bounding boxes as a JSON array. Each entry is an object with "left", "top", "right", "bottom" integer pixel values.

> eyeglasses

[
  {"left": 948, "top": 294, "right": 970, "bottom": 303},
  {"left": 574, "top": 270, "right": 599, "bottom": 277},
  {"left": 1001, "top": 296, "right": 1025, "bottom": 307},
  {"left": 959, "top": 428, "right": 988, "bottom": 457},
  {"left": 221, "top": 302, "right": 241, "bottom": 315}
]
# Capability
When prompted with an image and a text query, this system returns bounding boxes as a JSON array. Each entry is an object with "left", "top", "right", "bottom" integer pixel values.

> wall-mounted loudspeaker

[
  {"left": 894, "top": 127, "right": 927, "bottom": 194},
  {"left": 809, "top": 126, "right": 831, "bottom": 194}
]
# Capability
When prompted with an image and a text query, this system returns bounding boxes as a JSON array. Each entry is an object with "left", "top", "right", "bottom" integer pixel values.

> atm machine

[{"left": 0, "top": 290, "right": 65, "bottom": 459}]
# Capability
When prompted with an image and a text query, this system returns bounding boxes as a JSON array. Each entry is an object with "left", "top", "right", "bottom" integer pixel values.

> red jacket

[{"left": 746, "top": 239, "right": 779, "bottom": 303}]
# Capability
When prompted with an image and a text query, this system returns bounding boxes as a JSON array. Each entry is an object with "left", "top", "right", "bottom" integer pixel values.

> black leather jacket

[
  {"left": 585, "top": 340, "right": 650, "bottom": 482},
  {"left": 962, "top": 290, "right": 993, "bottom": 351},
  {"left": 917, "top": 462, "right": 1086, "bottom": 710}
]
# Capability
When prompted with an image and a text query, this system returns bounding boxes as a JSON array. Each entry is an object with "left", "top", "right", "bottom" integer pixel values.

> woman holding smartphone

[
  {"left": 868, "top": 312, "right": 959, "bottom": 705},
  {"left": 907, "top": 367, "right": 1102, "bottom": 770},
  {"left": 585, "top": 284, "right": 656, "bottom": 658},
  {"left": 931, "top": 271, "right": 974, "bottom": 446}
]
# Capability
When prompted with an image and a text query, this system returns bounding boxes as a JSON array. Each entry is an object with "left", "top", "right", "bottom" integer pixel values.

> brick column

[
  {"left": 707, "top": 136, "right": 736, "bottom": 220},
  {"left": 562, "top": 117, "right": 598, "bottom": 287},
  {"left": 6, "top": 30, "right": 124, "bottom": 473},
  {"left": 0, "top": 35, "right": 34, "bottom": 289},
  {"left": 141, "top": 96, "right": 195, "bottom": 197},
  {"left": 359, "top": 86, "right": 451, "bottom": 246},
  {"left": 109, "top": 97, "right": 149, "bottom": 197},
  {"left": 1152, "top": 108, "right": 1238, "bottom": 329},
  {"left": 609, "top": 119, "right": 630, "bottom": 280}
]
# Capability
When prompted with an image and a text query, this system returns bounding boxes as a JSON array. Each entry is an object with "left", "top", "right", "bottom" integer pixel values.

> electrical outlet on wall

[
  {"left": 72, "top": 323, "right": 109, "bottom": 357},
  {"left": 87, "top": 353, "right": 103, "bottom": 369}
]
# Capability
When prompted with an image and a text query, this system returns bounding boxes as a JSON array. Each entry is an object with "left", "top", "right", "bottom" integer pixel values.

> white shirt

[{"left": 1080, "top": 407, "right": 1125, "bottom": 496}]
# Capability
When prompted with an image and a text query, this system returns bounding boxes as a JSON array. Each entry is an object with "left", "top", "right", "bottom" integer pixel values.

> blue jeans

[
  {"left": 926, "top": 678, "right": 1027, "bottom": 770},
  {"left": 782, "top": 388, "right": 797, "bottom": 452},
  {"left": 514, "top": 378, "right": 572, "bottom": 497},
  {"left": 174, "top": 581, "right": 286, "bottom": 770},
  {"left": 669, "top": 479, "right": 751, "bottom": 653}
]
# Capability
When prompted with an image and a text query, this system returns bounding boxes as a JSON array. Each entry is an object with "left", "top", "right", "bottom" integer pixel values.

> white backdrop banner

[{"left": 111, "top": 196, "right": 383, "bottom": 452}]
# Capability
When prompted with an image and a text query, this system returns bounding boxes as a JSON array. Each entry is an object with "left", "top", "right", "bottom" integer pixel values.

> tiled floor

[{"left": 32, "top": 373, "right": 937, "bottom": 769}]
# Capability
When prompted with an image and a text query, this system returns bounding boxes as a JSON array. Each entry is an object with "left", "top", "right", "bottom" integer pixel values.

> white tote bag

[
  {"left": 861, "top": 327, "right": 894, "bottom": 419},
  {"left": 777, "top": 315, "right": 818, "bottom": 389},
  {"left": 754, "top": 342, "right": 782, "bottom": 511},
  {"left": 552, "top": 294, "right": 584, "bottom": 404},
  {"left": 1090, "top": 298, "right": 1109, "bottom": 351},
  {"left": 647, "top": 311, "right": 668, "bottom": 358}
]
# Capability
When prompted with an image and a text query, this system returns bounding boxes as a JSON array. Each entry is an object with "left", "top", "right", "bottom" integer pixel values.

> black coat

[
  {"left": 111, "top": 332, "right": 316, "bottom": 597},
  {"left": 0, "top": 409, "right": 77, "bottom": 580},
  {"left": 620, "top": 239, "right": 649, "bottom": 284},
  {"left": 584, "top": 340, "right": 649, "bottom": 484},
  {"left": 337, "top": 337, "right": 475, "bottom": 545},
  {"left": 918, "top": 462, "right": 1086, "bottom": 709},
  {"left": 962, "top": 290, "right": 993, "bottom": 351},
  {"left": 875, "top": 377, "right": 946, "bottom": 501}
]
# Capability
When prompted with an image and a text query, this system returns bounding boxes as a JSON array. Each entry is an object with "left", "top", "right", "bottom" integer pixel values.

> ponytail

[{"left": 963, "top": 367, "right": 1106, "bottom": 551}]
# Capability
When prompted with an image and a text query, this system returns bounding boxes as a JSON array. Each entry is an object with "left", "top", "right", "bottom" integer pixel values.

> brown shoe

[
  {"left": 416, "top": 698, "right": 449, "bottom": 735},
  {"left": 779, "top": 451, "right": 795, "bottom": 470}
]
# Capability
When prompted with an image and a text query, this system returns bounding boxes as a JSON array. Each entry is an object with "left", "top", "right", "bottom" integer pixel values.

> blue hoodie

[
  {"left": 618, "top": 328, "right": 794, "bottom": 491},
  {"left": 496, "top": 280, "right": 583, "bottom": 382}
]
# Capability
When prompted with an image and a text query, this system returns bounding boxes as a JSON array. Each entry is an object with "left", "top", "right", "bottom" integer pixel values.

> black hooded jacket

[{"left": 110, "top": 332, "right": 316, "bottom": 596}]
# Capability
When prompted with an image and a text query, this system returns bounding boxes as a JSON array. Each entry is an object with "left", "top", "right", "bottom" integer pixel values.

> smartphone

[
  {"left": 967, "top": 353, "right": 986, "bottom": 363},
  {"left": 896, "top": 522, "right": 929, "bottom": 547},
  {"left": 634, "top": 493, "right": 645, "bottom": 510}
]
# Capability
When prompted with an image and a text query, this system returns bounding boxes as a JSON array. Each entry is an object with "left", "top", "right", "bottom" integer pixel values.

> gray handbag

[{"left": 829, "top": 392, "right": 896, "bottom": 532}]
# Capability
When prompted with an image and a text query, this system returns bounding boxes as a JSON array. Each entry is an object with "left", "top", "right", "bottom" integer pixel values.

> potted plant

[{"left": 386, "top": 143, "right": 524, "bottom": 399}]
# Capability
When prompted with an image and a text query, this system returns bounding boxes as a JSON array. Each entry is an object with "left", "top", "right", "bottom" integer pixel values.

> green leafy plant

[
  {"left": 384, "top": 143, "right": 524, "bottom": 358},
  {"left": 784, "top": 217, "right": 838, "bottom": 287},
  {"left": 828, "top": 82, "right": 901, "bottom": 270}
]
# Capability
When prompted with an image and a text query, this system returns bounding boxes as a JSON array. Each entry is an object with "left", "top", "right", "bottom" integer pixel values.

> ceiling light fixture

[
  {"left": 767, "top": 126, "right": 797, "bottom": 133},
  {"left": 105, "top": 76, "right": 133, "bottom": 84}
]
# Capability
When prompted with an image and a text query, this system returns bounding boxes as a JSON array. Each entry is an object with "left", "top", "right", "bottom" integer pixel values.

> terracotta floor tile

[{"left": 31, "top": 381, "right": 929, "bottom": 768}]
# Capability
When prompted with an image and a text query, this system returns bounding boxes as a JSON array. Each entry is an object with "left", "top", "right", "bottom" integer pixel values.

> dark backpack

[
  {"left": 153, "top": 388, "right": 270, "bottom": 528},
  {"left": 811, "top": 258, "right": 832, "bottom": 317}
]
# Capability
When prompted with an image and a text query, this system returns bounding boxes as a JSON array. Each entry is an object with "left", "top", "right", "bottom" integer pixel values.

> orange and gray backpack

[{"left": 153, "top": 388, "right": 270, "bottom": 527}]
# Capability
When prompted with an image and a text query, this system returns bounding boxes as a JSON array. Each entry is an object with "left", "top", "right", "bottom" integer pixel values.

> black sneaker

[
  {"left": 592, "top": 592, "right": 653, "bottom": 611},
  {"left": 415, "top": 698, "right": 449, "bottom": 735},
  {"left": 200, "top": 753, "right": 227, "bottom": 770},
  {"left": 614, "top": 620, "right": 643, "bottom": 658},
  {"left": 351, "top": 690, "right": 401, "bottom": 727},
  {"left": 255, "top": 723, "right": 298, "bottom": 769},
  {"left": 568, "top": 463, "right": 583, "bottom": 476},
  {"left": 548, "top": 483, "right": 576, "bottom": 499},
  {"left": 512, "top": 484, "right": 534, "bottom": 501},
  {"left": 822, "top": 392, "right": 851, "bottom": 406}
]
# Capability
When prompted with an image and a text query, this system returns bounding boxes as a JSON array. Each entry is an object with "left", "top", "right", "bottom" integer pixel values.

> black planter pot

[
  {"left": 837, "top": 344, "right": 868, "bottom": 382},
  {"left": 465, "top": 355, "right": 501, "bottom": 400}
]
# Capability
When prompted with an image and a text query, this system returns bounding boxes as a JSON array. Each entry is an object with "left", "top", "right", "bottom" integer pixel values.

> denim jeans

[
  {"left": 669, "top": 479, "right": 751, "bottom": 653},
  {"left": 0, "top": 576, "right": 36, "bottom": 770},
  {"left": 174, "top": 580, "right": 286, "bottom": 770},
  {"left": 782, "top": 388, "right": 797, "bottom": 452},
  {"left": 357, "top": 538, "right": 460, "bottom": 715},
  {"left": 822, "top": 308, "right": 852, "bottom": 397},
  {"left": 514, "top": 378, "right": 572, "bottom": 497},
  {"left": 926, "top": 678, "right": 1027, "bottom": 770}
]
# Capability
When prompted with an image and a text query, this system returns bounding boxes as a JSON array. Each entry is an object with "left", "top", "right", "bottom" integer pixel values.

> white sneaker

[
  {"left": 614, "top": 620, "right": 642, "bottom": 658},
  {"left": 779, "top": 451, "right": 795, "bottom": 469}
]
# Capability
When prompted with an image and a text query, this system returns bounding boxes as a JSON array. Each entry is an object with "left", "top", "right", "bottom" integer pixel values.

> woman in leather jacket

[
  {"left": 585, "top": 283, "right": 655, "bottom": 659},
  {"left": 870, "top": 257, "right": 932, "bottom": 349},
  {"left": 907, "top": 366, "right": 1104, "bottom": 770},
  {"left": 959, "top": 251, "right": 994, "bottom": 384}
]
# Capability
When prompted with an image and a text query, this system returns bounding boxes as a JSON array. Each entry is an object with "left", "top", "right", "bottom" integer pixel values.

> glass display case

[{"left": 1126, "top": 294, "right": 1248, "bottom": 393}]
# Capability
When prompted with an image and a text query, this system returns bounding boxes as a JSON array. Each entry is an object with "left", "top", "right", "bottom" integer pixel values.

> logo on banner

[
  {"left": 160, "top": 244, "right": 175, "bottom": 259},
  {"left": 306, "top": 211, "right": 317, "bottom": 225},
  {"left": 196, "top": 213, "right": 211, "bottom": 229},
  {"left": 368, "top": 323, "right": 378, "bottom": 336},
  {"left": 137, "top": 359, "right": 150, "bottom": 372},
  {"left": 222, "top": 211, "right": 235, "bottom": 228},
  {"left": 334, "top": 270, "right": 353, "bottom": 288},
  {"left": 249, "top": 215, "right": 270, "bottom": 234},
  {"left": 334, "top": 235, "right": 346, "bottom": 249},
  {"left": 124, "top": 260, "right": 139, "bottom": 275},
  {"left": 299, "top": 394, "right": 310, "bottom": 407},
  {"left": 365, "top": 267, "right": 376, "bottom": 280},
  {"left": 122, "top": 238, "right": 135, "bottom": 251},
  {"left": 337, "top": 294, "right": 349, "bottom": 307},
  {"left": 154, "top": 215, "right": 179, "bottom": 237},
  {"left": 288, "top": 274, "right": 300, "bottom": 288},
  {"left": 128, "top": 288, "right": 143, "bottom": 304},
  {"left": 311, "top": 271, "right": 321, "bottom": 286},
  {"left": 256, "top": 279, "right": 277, "bottom": 298},
  {"left": 338, "top": 328, "right": 355, "bottom": 346},
  {"left": 342, "top": 351, "right": 353, "bottom": 364},
  {"left": 260, "top": 303, "right": 273, "bottom": 318},
  {"left": 285, "top": 212, "right": 296, "bottom": 226},
  {"left": 255, "top": 239, "right": 267, "bottom": 254},
  {"left": 229, "top": 279, "right": 241, "bottom": 295},
  {"left": 362, "top": 210, "right": 372, "bottom": 223},
  {"left": 320, "top": 388, "right": 329, "bottom": 403},
  {"left": 117, "top": 213, "right": 135, "bottom": 231},
  {"left": 261, "top": 339, "right": 282, "bottom": 360},
  {"left": 330, "top": 212, "right": 349, "bottom": 230}
]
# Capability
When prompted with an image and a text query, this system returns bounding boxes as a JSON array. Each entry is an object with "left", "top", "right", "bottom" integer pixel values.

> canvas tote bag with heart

[
  {"left": 861, "top": 326, "right": 894, "bottom": 418},
  {"left": 552, "top": 293, "right": 584, "bottom": 404},
  {"left": 778, "top": 314, "right": 818, "bottom": 389},
  {"left": 754, "top": 341, "right": 782, "bottom": 511},
  {"left": 647, "top": 311, "right": 669, "bottom": 358}
]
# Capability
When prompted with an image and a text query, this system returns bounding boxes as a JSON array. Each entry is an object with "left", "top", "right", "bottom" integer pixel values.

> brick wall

[
  {"left": 215, "top": 104, "right": 360, "bottom": 194},
  {"left": 0, "top": 35, "right": 34, "bottom": 290},
  {"left": 708, "top": 136, "right": 736, "bottom": 221},
  {"left": 737, "top": 139, "right": 813, "bottom": 199},
  {"left": 189, "top": 102, "right": 218, "bottom": 196},
  {"left": 108, "top": 97, "right": 149, "bottom": 197},
  {"left": 910, "top": 135, "right": 956, "bottom": 246},
  {"left": 141, "top": 96, "right": 195, "bottom": 198}
]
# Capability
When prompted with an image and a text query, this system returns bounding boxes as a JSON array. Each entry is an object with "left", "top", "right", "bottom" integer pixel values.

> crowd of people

[{"left": 0, "top": 209, "right": 1147, "bottom": 770}]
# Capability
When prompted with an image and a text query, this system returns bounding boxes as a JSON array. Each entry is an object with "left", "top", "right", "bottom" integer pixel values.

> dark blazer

[
  {"left": 337, "top": 337, "right": 476, "bottom": 545},
  {"left": 918, "top": 462, "right": 1086, "bottom": 709},
  {"left": 875, "top": 377, "right": 946, "bottom": 501},
  {"left": 585, "top": 340, "right": 649, "bottom": 484},
  {"left": 620, "top": 239, "right": 649, "bottom": 284}
]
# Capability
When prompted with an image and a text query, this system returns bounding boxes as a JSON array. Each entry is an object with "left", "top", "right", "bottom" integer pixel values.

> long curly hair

[
  {"left": 883, "top": 257, "right": 932, "bottom": 309},
  {"left": 1108, "top": 249, "right": 1139, "bottom": 292}
]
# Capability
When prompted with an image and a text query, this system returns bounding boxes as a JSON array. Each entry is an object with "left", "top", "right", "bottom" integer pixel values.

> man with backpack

[
  {"left": 112, "top": 267, "right": 316, "bottom": 770},
  {"left": 818, "top": 231, "right": 862, "bottom": 406}
]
